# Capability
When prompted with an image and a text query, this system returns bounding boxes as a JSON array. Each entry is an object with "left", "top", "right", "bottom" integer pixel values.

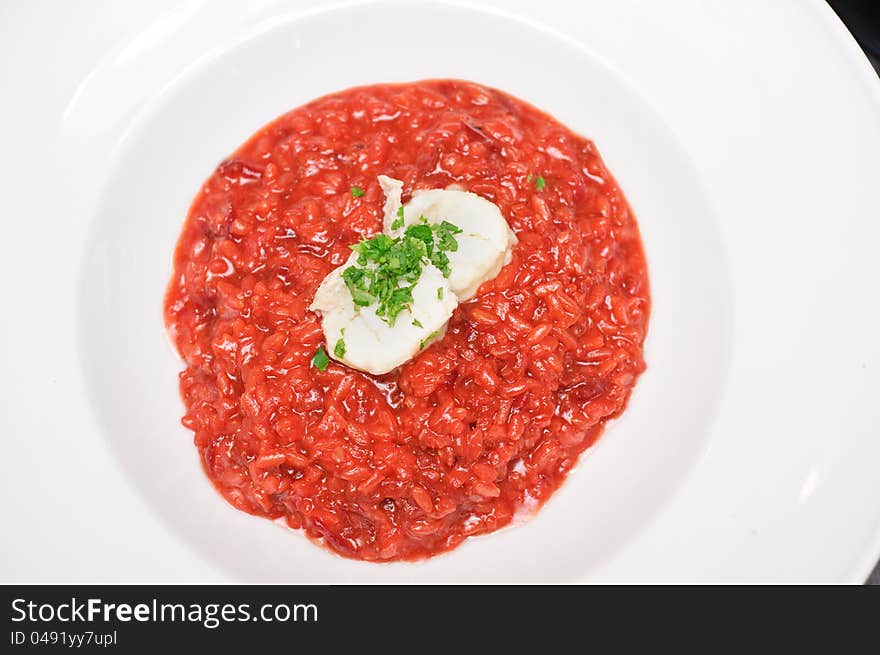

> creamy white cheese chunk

[
  {"left": 378, "top": 175, "right": 404, "bottom": 235},
  {"left": 310, "top": 253, "right": 457, "bottom": 375},
  {"left": 401, "top": 187, "right": 517, "bottom": 301},
  {"left": 309, "top": 176, "right": 516, "bottom": 375}
]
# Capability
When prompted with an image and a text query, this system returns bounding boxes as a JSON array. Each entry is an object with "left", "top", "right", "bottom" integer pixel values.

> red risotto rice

[{"left": 164, "top": 79, "right": 650, "bottom": 561}]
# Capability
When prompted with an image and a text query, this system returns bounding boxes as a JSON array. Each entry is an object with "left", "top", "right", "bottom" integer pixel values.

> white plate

[{"left": 2, "top": 0, "right": 879, "bottom": 583}]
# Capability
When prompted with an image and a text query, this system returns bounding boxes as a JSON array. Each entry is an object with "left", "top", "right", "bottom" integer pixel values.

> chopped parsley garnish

[
  {"left": 342, "top": 217, "right": 462, "bottom": 326},
  {"left": 312, "top": 346, "right": 330, "bottom": 371},
  {"left": 534, "top": 176, "right": 546, "bottom": 191},
  {"left": 334, "top": 338, "right": 346, "bottom": 358},
  {"left": 351, "top": 186, "right": 365, "bottom": 198},
  {"left": 437, "top": 287, "right": 443, "bottom": 300},
  {"left": 412, "top": 318, "right": 423, "bottom": 328},
  {"left": 390, "top": 206, "right": 405, "bottom": 231},
  {"left": 526, "top": 174, "right": 534, "bottom": 183},
  {"left": 419, "top": 330, "right": 441, "bottom": 350}
]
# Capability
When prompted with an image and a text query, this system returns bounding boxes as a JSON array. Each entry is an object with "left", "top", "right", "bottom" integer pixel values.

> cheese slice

[
  {"left": 309, "top": 176, "right": 516, "bottom": 375},
  {"left": 310, "top": 253, "right": 457, "bottom": 375},
  {"left": 401, "top": 187, "right": 517, "bottom": 301}
]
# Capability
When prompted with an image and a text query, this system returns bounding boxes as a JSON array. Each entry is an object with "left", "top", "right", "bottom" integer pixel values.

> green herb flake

[
  {"left": 412, "top": 318, "right": 423, "bottom": 328},
  {"left": 351, "top": 186, "right": 365, "bottom": 198},
  {"left": 437, "top": 287, "right": 443, "bottom": 300},
  {"left": 390, "top": 206, "right": 405, "bottom": 230},
  {"left": 334, "top": 338, "right": 346, "bottom": 358},
  {"left": 405, "top": 223, "right": 434, "bottom": 244},
  {"left": 534, "top": 176, "right": 546, "bottom": 191},
  {"left": 312, "top": 346, "right": 330, "bottom": 371},
  {"left": 419, "top": 330, "right": 441, "bottom": 350}
]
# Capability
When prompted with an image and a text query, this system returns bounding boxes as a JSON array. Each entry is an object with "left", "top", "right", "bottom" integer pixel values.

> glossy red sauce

[{"left": 165, "top": 80, "right": 650, "bottom": 561}]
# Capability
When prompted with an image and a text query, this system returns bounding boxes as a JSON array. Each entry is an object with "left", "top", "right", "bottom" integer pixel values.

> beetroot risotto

[{"left": 164, "top": 79, "right": 650, "bottom": 561}]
